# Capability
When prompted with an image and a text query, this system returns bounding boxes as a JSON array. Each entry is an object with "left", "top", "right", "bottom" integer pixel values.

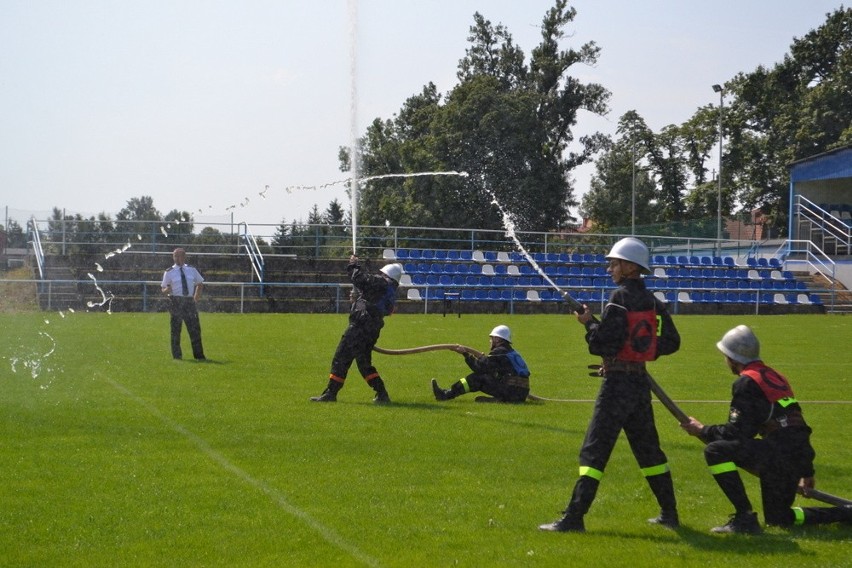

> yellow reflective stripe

[
  {"left": 459, "top": 378, "right": 470, "bottom": 393},
  {"left": 792, "top": 507, "right": 805, "bottom": 526},
  {"left": 708, "top": 462, "right": 738, "bottom": 475},
  {"left": 656, "top": 314, "right": 663, "bottom": 336},
  {"left": 641, "top": 463, "right": 670, "bottom": 477},
  {"left": 579, "top": 466, "right": 604, "bottom": 481},
  {"left": 778, "top": 397, "right": 797, "bottom": 408}
]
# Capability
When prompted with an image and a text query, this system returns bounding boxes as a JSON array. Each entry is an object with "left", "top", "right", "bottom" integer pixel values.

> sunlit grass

[{"left": 1, "top": 312, "right": 850, "bottom": 567}]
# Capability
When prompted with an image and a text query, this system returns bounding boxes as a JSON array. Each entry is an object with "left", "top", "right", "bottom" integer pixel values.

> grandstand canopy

[{"left": 787, "top": 144, "right": 852, "bottom": 237}]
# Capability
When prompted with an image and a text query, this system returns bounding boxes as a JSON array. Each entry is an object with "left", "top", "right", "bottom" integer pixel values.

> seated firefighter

[{"left": 431, "top": 325, "right": 530, "bottom": 403}]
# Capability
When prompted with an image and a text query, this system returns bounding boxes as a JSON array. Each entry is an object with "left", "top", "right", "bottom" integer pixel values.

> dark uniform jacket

[
  {"left": 348, "top": 262, "right": 398, "bottom": 327},
  {"left": 464, "top": 345, "right": 531, "bottom": 391},
  {"left": 584, "top": 278, "right": 680, "bottom": 364},
  {"left": 699, "top": 363, "right": 815, "bottom": 478}
]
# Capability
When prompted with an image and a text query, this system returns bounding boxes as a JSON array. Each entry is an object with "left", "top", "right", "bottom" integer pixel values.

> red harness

[
  {"left": 616, "top": 309, "right": 658, "bottom": 362},
  {"left": 741, "top": 362, "right": 795, "bottom": 404}
]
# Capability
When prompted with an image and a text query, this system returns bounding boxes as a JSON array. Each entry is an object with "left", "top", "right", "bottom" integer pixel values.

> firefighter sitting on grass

[{"left": 431, "top": 325, "right": 530, "bottom": 403}]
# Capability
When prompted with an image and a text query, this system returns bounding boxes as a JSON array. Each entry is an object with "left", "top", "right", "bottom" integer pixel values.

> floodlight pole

[{"left": 713, "top": 84, "right": 724, "bottom": 252}]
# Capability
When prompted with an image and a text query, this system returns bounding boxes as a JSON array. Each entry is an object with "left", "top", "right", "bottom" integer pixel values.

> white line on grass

[{"left": 105, "top": 377, "right": 382, "bottom": 568}]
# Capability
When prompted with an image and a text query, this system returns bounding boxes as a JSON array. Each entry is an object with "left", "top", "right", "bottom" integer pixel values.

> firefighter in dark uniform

[
  {"left": 681, "top": 325, "right": 852, "bottom": 533},
  {"left": 310, "top": 257, "right": 402, "bottom": 404},
  {"left": 431, "top": 325, "right": 530, "bottom": 403},
  {"left": 540, "top": 237, "right": 681, "bottom": 533}
]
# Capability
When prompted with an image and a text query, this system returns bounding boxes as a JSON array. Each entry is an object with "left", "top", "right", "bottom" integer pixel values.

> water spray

[
  {"left": 348, "top": 0, "right": 359, "bottom": 254},
  {"left": 487, "top": 191, "right": 582, "bottom": 312}
]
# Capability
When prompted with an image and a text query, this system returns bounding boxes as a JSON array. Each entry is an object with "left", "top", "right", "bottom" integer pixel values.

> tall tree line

[{"left": 583, "top": 6, "right": 851, "bottom": 236}]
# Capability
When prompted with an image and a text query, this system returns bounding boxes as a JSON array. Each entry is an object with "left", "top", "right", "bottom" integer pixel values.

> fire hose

[
  {"left": 373, "top": 342, "right": 849, "bottom": 506},
  {"left": 372, "top": 344, "right": 552, "bottom": 402},
  {"left": 642, "top": 369, "right": 852, "bottom": 508}
]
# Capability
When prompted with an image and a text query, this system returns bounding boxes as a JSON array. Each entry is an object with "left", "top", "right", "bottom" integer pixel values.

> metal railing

[
  {"left": 238, "top": 222, "right": 265, "bottom": 294},
  {"left": 781, "top": 239, "right": 838, "bottom": 310},
  {"left": 26, "top": 217, "right": 767, "bottom": 261},
  {"left": 794, "top": 195, "right": 851, "bottom": 255},
  {"left": 27, "top": 217, "right": 45, "bottom": 279}
]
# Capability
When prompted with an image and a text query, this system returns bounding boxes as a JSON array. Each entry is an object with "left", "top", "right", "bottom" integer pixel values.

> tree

[
  {"left": 44, "top": 208, "right": 116, "bottom": 254},
  {"left": 351, "top": 0, "right": 610, "bottom": 234},
  {"left": 116, "top": 196, "right": 163, "bottom": 243},
  {"left": 721, "top": 7, "right": 852, "bottom": 235},
  {"left": 163, "top": 210, "right": 194, "bottom": 241},
  {"left": 581, "top": 113, "right": 658, "bottom": 232},
  {"left": 3, "top": 219, "right": 25, "bottom": 248}
]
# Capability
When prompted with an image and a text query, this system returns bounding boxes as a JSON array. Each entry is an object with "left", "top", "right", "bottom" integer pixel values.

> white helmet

[
  {"left": 606, "top": 237, "right": 651, "bottom": 274},
  {"left": 380, "top": 263, "right": 403, "bottom": 282},
  {"left": 716, "top": 325, "right": 760, "bottom": 364},
  {"left": 489, "top": 325, "right": 512, "bottom": 343}
]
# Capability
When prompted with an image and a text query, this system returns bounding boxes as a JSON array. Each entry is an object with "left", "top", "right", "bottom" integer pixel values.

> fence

[{"left": 26, "top": 218, "right": 762, "bottom": 261}]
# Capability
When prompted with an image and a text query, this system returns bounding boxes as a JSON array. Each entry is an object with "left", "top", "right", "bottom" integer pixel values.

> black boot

[
  {"left": 369, "top": 376, "right": 391, "bottom": 404},
  {"left": 646, "top": 471, "right": 679, "bottom": 528},
  {"left": 711, "top": 511, "right": 762, "bottom": 534},
  {"left": 431, "top": 379, "right": 451, "bottom": 401},
  {"left": 539, "top": 511, "right": 585, "bottom": 533},
  {"left": 648, "top": 509, "right": 680, "bottom": 529},
  {"left": 311, "top": 379, "right": 343, "bottom": 402}
]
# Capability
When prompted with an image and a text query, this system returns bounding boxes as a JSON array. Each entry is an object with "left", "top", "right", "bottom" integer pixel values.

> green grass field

[{"left": 1, "top": 312, "right": 850, "bottom": 567}]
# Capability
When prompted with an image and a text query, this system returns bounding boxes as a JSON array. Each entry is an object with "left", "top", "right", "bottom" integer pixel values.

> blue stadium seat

[
  {"left": 447, "top": 250, "right": 460, "bottom": 261},
  {"left": 425, "top": 288, "right": 444, "bottom": 300},
  {"left": 433, "top": 250, "right": 447, "bottom": 261},
  {"left": 421, "top": 249, "right": 435, "bottom": 261}
]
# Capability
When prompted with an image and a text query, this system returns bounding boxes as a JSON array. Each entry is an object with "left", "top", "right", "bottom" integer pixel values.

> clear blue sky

[{"left": 1, "top": 0, "right": 844, "bottom": 230}]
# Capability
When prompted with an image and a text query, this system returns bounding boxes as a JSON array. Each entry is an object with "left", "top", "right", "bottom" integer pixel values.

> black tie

[{"left": 180, "top": 267, "right": 189, "bottom": 296}]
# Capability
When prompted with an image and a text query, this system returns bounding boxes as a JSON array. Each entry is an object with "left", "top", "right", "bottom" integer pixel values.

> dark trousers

[
  {"left": 703, "top": 434, "right": 834, "bottom": 526},
  {"left": 169, "top": 297, "right": 205, "bottom": 359},
  {"left": 461, "top": 372, "right": 528, "bottom": 402},
  {"left": 567, "top": 372, "right": 675, "bottom": 516},
  {"left": 330, "top": 321, "right": 381, "bottom": 380}
]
